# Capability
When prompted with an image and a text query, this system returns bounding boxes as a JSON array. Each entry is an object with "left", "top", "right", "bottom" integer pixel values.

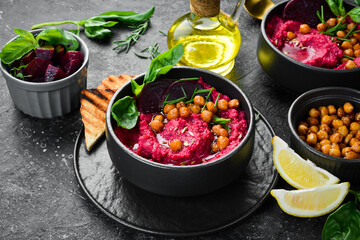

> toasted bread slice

[{"left": 80, "top": 74, "right": 133, "bottom": 151}]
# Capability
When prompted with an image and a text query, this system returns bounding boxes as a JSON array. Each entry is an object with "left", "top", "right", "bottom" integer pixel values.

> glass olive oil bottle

[{"left": 167, "top": 0, "right": 241, "bottom": 76}]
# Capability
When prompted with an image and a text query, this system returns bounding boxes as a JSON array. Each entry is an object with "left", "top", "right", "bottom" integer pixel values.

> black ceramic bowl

[
  {"left": 257, "top": 0, "right": 360, "bottom": 93},
  {"left": 106, "top": 67, "right": 255, "bottom": 197},
  {"left": 288, "top": 87, "right": 360, "bottom": 185}
]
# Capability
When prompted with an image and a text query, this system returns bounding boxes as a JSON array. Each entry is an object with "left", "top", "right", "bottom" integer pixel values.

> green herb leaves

[
  {"left": 36, "top": 27, "right": 79, "bottom": 50},
  {"left": 111, "top": 96, "right": 140, "bottom": 129},
  {"left": 326, "top": 0, "right": 346, "bottom": 16},
  {"left": 349, "top": 7, "right": 360, "bottom": 23}
]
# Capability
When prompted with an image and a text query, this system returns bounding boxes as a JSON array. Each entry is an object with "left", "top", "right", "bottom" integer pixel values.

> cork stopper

[{"left": 190, "top": 0, "right": 220, "bottom": 17}]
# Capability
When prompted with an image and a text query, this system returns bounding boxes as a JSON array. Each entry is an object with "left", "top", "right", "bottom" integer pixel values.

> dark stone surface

[{"left": 0, "top": 0, "right": 332, "bottom": 239}]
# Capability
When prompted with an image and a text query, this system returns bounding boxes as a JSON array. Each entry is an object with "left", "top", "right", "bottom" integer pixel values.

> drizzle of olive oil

[{"left": 167, "top": 13, "right": 241, "bottom": 76}]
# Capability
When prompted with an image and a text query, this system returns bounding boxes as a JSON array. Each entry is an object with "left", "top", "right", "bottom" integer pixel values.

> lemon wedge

[
  {"left": 271, "top": 182, "right": 349, "bottom": 217},
  {"left": 272, "top": 136, "right": 339, "bottom": 189}
]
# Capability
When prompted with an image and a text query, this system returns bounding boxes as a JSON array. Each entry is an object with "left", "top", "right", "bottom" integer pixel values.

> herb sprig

[
  {"left": 114, "top": 20, "right": 150, "bottom": 53},
  {"left": 133, "top": 42, "right": 161, "bottom": 59}
]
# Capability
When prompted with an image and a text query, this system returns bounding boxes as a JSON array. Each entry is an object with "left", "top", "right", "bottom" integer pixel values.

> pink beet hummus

[
  {"left": 266, "top": 16, "right": 360, "bottom": 69},
  {"left": 114, "top": 78, "right": 248, "bottom": 166}
]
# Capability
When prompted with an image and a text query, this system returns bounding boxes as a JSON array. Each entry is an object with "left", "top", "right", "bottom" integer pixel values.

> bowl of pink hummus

[
  {"left": 257, "top": 0, "right": 360, "bottom": 92},
  {"left": 106, "top": 66, "right": 255, "bottom": 197}
]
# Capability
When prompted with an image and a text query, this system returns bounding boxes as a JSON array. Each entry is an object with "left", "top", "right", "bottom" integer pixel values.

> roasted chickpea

[
  {"left": 228, "top": 99, "right": 240, "bottom": 109},
  {"left": 329, "top": 148, "right": 341, "bottom": 157},
  {"left": 341, "top": 41, "right": 353, "bottom": 50},
  {"left": 350, "top": 37, "right": 358, "bottom": 45},
  {"left": 307, "top": 117, "right": 319, "bottom": 126},
  {"left": 337, "top": 16, "right": 346, "bottom": 24},
  {"left": 345, "top": 60, "right": 357, "bottom": 69},
  {"left": 212, "top": 125, "right": 222, "bottom": 135},
  {"left": 341, "top": 58, "right": 350, "bottom": 64},
  {"left": 211, "top": 143, "right": 219, "bottom": 153},
  {"left": 342, "top": 147, "right": 352, "bottom": 156},
  {"left": 341, "top": 116, "right": 351, "bottom": 127},
  {"left": 317, "top": 130, "right": 329, "bottom": 141},
  {"left": 343, "top": 102, "right": 354, "bottom": 114},
  {"left": 332, "top": 119, "right": 344, "bottom": 129},
  {"left": 336, "top": 30, "right": 346, "bottom": 38},
  {"left": 163, "top": 104, "right": 175, "bottom": 114},
  {"left": 354, "top": 43, "right": 360, "bottom": 51},
  {"left": 306, "top": 132, "right": 317, "bottom": 145},
  {"left": 344, "top": 134, "right": 354, "bottom": 145},
  {"left": 331, "top": 142, "right": 340, "bottom": 150},
  {"left": 179, "top": 107, "right": 191, "bottom": 119},
  {"left": 344, "top": 49, "right": 354, "bottom": 57},
  {"left": 326, "top": 18, "right": 337, "bottom": 27},
  {"left": 337, "top": 107, "right": 346, "bottom": 118},
  {"left": 150, "top": 120, "right": 164, "bottom": 132},
  {"left": 350, "top": 137, "right": 359, "bottom": 147},
  {"left": 218, "top": 128, "right": 229, "bottom": 137},
  {"left": 321, "top": 144, "right": 331, "bottom": 154},
  {"left": 354, "top": 34, "right": 360, "bottom": 42},
  {"left": 300, "top": 135, "right": 306, "bottom": 141},
  {"left": 217, "top": 99, "right": 229, "bottom": 111},
  {"left": 320, "top": 124, "right": 331, "bottom": 133},
  {"left": 314, "top": 142, "right": 322, "bottom": 151},
  {"left": 309, "top": 125, "right": 319, "bottom": 133},
  {"left": 167, "top": 108, "right": 179, "bottom": 120},
  {"left": 328, "top": 105, "right": 337, "bottom": 115},
  {"left": 299, "top": 24, "right": 311, "bottom": 34},
  {"left": 339, "top": 143, "right": 346, "bottom": 150},
  {"left": 193, "top": 95, "right": 205, "bottom": 106},
  {"left": 189, "top": 104, "right": 201, "bottom": 114},
  {"left": 317, "top": 23, "right": 327, "bottom": 32},
  {"left": 309, "top": 108, "right": 321, "bottom": 118},
  {"left": 347, "top": 22, "right": 357, "bottom": 31},
  {"left": 169, "top": 139, "right": 182, "bottom": 151},
  {"left": 337, "top": 125, "right": 349, "bottom": 137},
  {"left": 299, "top": 121, "right": 308, "bottom": 127},
  {"left": 200, "top": 110, "right": 213, "bottom": 123},
  {"left": 351, "top": 141, "right": 360, "bottom": 153},
  {"left": 350, "top": 122, "right": 360, "bottom": 131},
  {"left": 321, "top": 115, "right": 332, "bottom": 125},
  {"left": 319, "top": 106, "right": 329, "bottom": 117},
  {"left": 320, "top": 139, "right": 331, "bottom": 146},
  {"left": 330, "top": 132, "right": 343, "bottom": 143},
  {"left": 217, "top": 136, "right": 229, "bottom": 150},
  {"left": 344, "top": 150, "right": 359, "bottom": 159},
  {"left": 154, "top": 114, "right": 164, "bottom": 122},
  {"left": 355, "top": 113, "right": 360, "bottom": 122},
  {"left": 354, "top": 49, "right": 360, "bottom": 58},
  {"left": 176, "top": 101, "right": 186, "bottom": 109},
  {"left": 287, "top": 31, "right": 296, "bottom": 40},
  {"left": 206, "top": 102, "right": 218, "bottom": 113}
]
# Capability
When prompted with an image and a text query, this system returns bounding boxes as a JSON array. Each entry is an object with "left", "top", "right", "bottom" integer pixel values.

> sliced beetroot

[
  {"left": 21, "top": 51, "right": 36, "bottom": 65},
  {"left": 64, "top": 59, "right": 82, "bottom": 75},
  {"left": 282, "top": 0, "right": 334, "bottom": 27},
  {"left": 52, "top": 45, "right": 65, "bottom": 65},
  {"left": 161, "top": 80, "right": 206, "bottom": 104},
  {"left": 25, "top": 57, "right": 51, "bottom": 81},
  {"left": 61, "top": 51, "right": 84, "bottom": 67},
  {"left": 44, "top": 64, "right": 67, "bottom": 82},
  {"left": 138, "top": 79, "right": 174, "bottom": 113},
  {"left": 36, "top": 45, "right": 54, "bottom": 61}
]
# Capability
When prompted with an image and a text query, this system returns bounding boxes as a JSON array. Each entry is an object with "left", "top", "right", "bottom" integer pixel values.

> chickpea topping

[
  {"left": 179, "top": 107, "right": 191, "bottom": 119},
  {"left": 287, "top": 31, "right": 296, "bottom": 40},
  {"left": 351, "top": 141, "right": 360, "bottom": 153},
  {"left": 354, "top": 49, "right": 360, "bottom": 58},
  {"left": 336, "top": 30, "right": 346, "bottom": 38},
  {"left": 206, "top": 102, "right": 218, "bottom": 113},
  {"left": 217, "top": 136, "right": 229, "bottom": 150},
  {"left": 344, "top": 49, "right": 354, "bottom": 57},
  {"left": 350, "top": 37, "right": 358, "bottom": 46},
  {"left": 193, "top": 95, "right": 205, "bottom": 106},
  {"left": 321, "top": 144, "right": 331, "bottom": 154},
  {"left": 354, "top": 34, "right": 360, "bottom": 42},
  {"left": 307, "top": 117, "right": 319, "bottom": 126},
  {"left": 326, "top": 18, "right": 337, "bottom": 28},
  {"left": 200, "top": 110, "right": 213, "bottom": 123},
  {"left": 354, "top": 43, "right": 360, "bottom": 51},
  {"left": 341, "top": 116, "right": 351, "bottom": 127},
  {"left": 306, "top": 132, "right": 317, "bottom": 145},
  {"left": 330, "top": 132, "right": 343, "bottom": 143},
  {"left": 317, "top": 23, "right": 327, "bottom": 32},
  {"left": 299, "top": 24, "right": 311, "bottom": 34},
  {"left": 317, "top": 130, "right": 328, "bottom": 141},
  {"left": 321, "top": 115, "right": 332, "bottom": 125},
  {"left": 320, "top": 139, "right": 331, "bottom": 146},
  {"left": 189, "top": 104, "right": 201, "bottom": 114},
  {"left": 341, "top": 41, "right": 353, "bottom": 50},
  {"left": 344, "top": 134, "right": 353, "bottom": 145},
  {"left": 332, "top": 119, "right": 343, "bottom": 129},
  {"left": 163, "top": 104, "right": 175, "bottom": 114},
  {"left": 341, "top": 58, "right": 350, "bottom": 64},
  {"left": 320, "top": 123, "right": 331, "bottom": 133},
  {"left": 329, "top": 148, "right": 341, "bottom": 157},
  {"left": 344, "top": 150, "right": 359, "bottom": 159},
  {"left": 309, "top": 125, "right": 319, "bottom": 133},
  {"left": 347, "top": 22, "right": 356, "bottom": 31},
  {"left": 350, "top": 122, "right": 360, "bottom": 131},
  {"left": 228, "top": 99, "right": 240, "bottom": 109},
  {"left": 319, "top": 106, "right": 328, "bottom": 117},
  {"left": 350, "top": 137, "right": 359, "bottom": 147},
  {"left": 343, "top": 102, "right": 354, "bottom": 113},
  {"left": 176, "top": 101, "right": 186, "bottom": 109},
  {"left": 217, "top": 99, "right": 229, "bottom": 111},
  {"left": 211, "top": 143, "right": 219, "bottom": 153},
  {"left": 169, "top": 139, "right": 182, "bottom": 152},
  {"left": 337, "top": 107, "right": 346, "bottom": 118},
  {"left": 314, "top": 143, "right": 322, "bottom": 151},
  {"left": 154, "top": 114, "right": 164, "bottom": 122},
  {"left": 212, "top": 125, "right": 222, "bottom": 135},
  {"left": 337, "top": 126, "right": 349, "bottom": 137},
  {"left": 345, "top": 59, "right": 357, "bottom": 69},
  {"left": 337, "top": 17, "right": 346, "bottom": 24},
  {"left": 309, "top": 108, "right": 321, "bottom": 118},
  {"left": 167, "top": 108, "right": 179, "bottom": 120},
  {"left": 327, "top": 105, "right": 336, "bottom": 115},
  {"left": 218, "top": 128, "right": 229, "bottom": 137},
  {"left": 355, "top": 113, "right": 360, "bottom": 122},
  {"left": 150, "top": 120, "right": 164, "bottom": 132}
]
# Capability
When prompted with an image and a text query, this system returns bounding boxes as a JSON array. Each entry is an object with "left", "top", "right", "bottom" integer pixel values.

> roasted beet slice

[
  {"left": 138, "top": 79, "right": 174, "bottom": 113},
  {"left": 44, "top": 64, "right": 67, "bottom": 82},
  {"left": 52, "top": 45, "right": 65, "bottom": 65},
  {"left": 282, "top": 0, "right": 334, "bottom": 27},
  {"left": 161, "top": 80, "right": 206, "bottom": 104},
  {"left": 36, "top": 45, "right": 54, "bottom": 61},
  {"left": 61, "top": 51, "right": 84, "bottom": 67},
  {"left": 64, "top": 59, "right": 82, "bottom": 75},
  {"left": 25, "top": 57, "right": 51, "bottom": 81}
]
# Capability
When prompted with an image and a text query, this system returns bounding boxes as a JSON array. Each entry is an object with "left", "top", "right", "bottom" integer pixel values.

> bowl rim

[
  {"left": 288, "top": 86, "right": 360, "bottom": 164},
  {"left": 106, "top": 66, "right": 255, "bottom": 170},
  {"left": 0, "top": 28, "right": 89, "bottom": 88},
  {"left": 260, "top": 0, "right": 360, "bottom": 73}
]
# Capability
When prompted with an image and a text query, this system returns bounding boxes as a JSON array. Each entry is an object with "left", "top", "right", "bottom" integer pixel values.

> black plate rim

[{"left": 73, "top": 108, "right": 279, "bottom": 237}]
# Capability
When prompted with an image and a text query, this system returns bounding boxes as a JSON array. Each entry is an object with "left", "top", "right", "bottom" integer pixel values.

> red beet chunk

[
  {"left": 61, "top": 51, "right": 84, "bottom": 67},
  {"left": 64, "top": 59, "right": 82, "bottom": 75},
  {"left": 10, "top": 51, "right": 35, "bottom": 68},
  {"left": 161, "top": 80, "right": 206, "bottom": 104},
  {"left": 52, "top": 45, "right": 65, "bottom": 65},
  {"left": 282, "top": 0, "right": 334, "bottom": 27},
  {"left": 36, "top": 45, "right": 54, "bottom": 61},
  {"left": 44, "top": 64, "right": 67, "bottom": 82},
  {"left": 25, "top": 57, "right": 51, "bottom": 81},
  {"left": 138, "top": 79, "right": 174, "bottom": 113}
]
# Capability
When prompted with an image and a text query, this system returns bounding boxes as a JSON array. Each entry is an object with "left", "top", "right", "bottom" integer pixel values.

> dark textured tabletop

[{"left": 0, "top": 0, "right": 331, "bottom": 239}]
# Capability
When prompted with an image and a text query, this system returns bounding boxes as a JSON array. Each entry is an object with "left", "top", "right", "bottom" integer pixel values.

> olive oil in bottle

[{"left": 167, "top": 0, "right": 241, "bottom": 76}]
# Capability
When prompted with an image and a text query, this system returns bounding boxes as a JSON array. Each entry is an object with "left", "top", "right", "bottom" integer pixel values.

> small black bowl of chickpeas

[
  {"left": 288, "top": 87, "right": 360, "bottom": 185},
  {"left": 257, "top": 0, "right": 360, "bottom": 93}
]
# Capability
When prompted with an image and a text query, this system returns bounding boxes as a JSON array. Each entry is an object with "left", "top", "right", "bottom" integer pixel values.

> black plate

[{"left": 73, "top": 109, "right": 278, "bottom": 237}]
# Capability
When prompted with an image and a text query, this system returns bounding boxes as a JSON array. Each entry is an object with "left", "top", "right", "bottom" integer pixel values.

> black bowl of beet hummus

[
  {"left": 257, "top": 0, "right": 360, "bottom": 92},
  {"left": 105, "top": 67, "right": 255, "bottom": 197}
]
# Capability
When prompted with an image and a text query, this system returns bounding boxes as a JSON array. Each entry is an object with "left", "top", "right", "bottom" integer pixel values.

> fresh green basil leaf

[
  {"left": 111, "top": 96, "right": 140, "bottom": 129},
  {"left": 84, "top": 26, "right": 112, "bottom": 39},
  {"left": 84, "top": 18, "right": 118, "bottom": 28},
  {"left": 144, "top": 43, "right": 184, "bottom": 84},
  {"left": 36, "top": 27, "right": 79, "bottom": 50},
  {"left": 349, "top": 7, "right": 360, "bottom": 23},
  {"left": 97, "top": 11, "right": 137, "bottom": 20},
  {"left": 13, "top": 29, "right": 37, "bottom": 44},
  {"left": 337, "top": 0, "right": 346, "bottom": 16},
  {"left": 322, "top": 201, "right": 360, "bottom": 240},
  {"left": 326, "top": 0, "right": 341, "bottom": 16},
  {"left": 0, "top": 39, "right": 36, "bottom": 64},
  {"left": 109, "top": 6, "right": 155, "bottom": 23},
  {"left": 131, "top": 79, "right": 144, "bottom": 97},
  {"left": 355, "top": 0, "right": 360, "bottom": 6}
]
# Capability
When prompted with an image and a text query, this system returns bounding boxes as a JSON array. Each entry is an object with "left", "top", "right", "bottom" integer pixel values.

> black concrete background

[{"left": 0, "top": 0, "right": 337, "bottom": 239}]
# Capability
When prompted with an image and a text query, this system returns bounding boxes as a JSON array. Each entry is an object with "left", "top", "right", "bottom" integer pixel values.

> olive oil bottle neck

[{"left": 190, "top": 0, "right": 220, "bottom": 17}]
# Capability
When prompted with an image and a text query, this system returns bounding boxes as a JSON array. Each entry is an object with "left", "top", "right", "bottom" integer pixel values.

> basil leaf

[
  {"left": 349, "top": 7, "right": 360, "bottom": 23},
  {"left": 144, "top": 43, "right": 184, "bottom": 85},
  {"left": 84, "top": 18, "right": 118, "bottom": 28},
  {"left": 101, "top": 7, "right": 155, "bottom": 23},
  {"left": 111, "top": 96, "right": 140, "bottom": 129},
  {"left": 84, "top": 26, "right": 112, "bottom": 39},
  {"left": 355, "top": 0, "right": 360, "bottom": 6},
  {"left": 36, "top": 27, "right": 79, "bottom": 50},
  {"left": 322, "top": 201, "right": 360, "bottom": 240},
  {"left": 0, "top": 39, "right": 36, "bottom": 64},
  {"left": 13, "top": 28, "right": 37, "bottom": 44},
  {"left": 131, "top": 79, "right": 144, "bottom": 97},
  {"left": 326, "top": 0, "right": 345, "bottom": 16}
]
